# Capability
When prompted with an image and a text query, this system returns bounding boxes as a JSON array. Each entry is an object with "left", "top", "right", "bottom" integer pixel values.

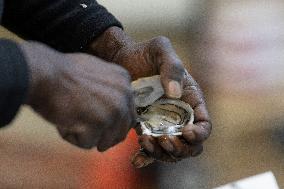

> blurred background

[{"left": 0, "top": 0, "right": 284, "bottom": 188}]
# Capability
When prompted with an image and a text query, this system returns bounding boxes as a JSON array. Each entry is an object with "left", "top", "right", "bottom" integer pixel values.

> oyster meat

[{"left": 132, "top": 75, "right": 194, "bottom": 137}]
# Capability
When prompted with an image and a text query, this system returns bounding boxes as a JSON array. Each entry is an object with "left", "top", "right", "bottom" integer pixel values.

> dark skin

[
  {"left": 89, "top": 27, "right": 212, "bottom": 165},
  {"left": 21, "top": 26, "right": 210, "bottom": 165},
  {"left": 21, "top": 42, "right": 136, "bottom": 151},
  {"left": 133, "top": 74, "right": 211, "bottom": 166}
]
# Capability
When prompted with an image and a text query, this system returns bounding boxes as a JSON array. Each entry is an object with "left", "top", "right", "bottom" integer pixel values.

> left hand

[
  {"left": 132, "top": 73, "right": 212, "bottom": 168},
  {"left": 89, "top": 26, "right": 212, "bottom": 166},
  {"left": 89, "top": 27, "right": 185, "bottom": 99}
]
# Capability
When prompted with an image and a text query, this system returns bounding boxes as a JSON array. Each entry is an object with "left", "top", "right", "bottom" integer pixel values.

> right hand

[{"left": 20, "top": 42, "right": 136, "bottom": 151}]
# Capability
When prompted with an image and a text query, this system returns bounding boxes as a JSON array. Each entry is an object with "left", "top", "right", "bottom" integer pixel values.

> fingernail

[{"left": 168, "top": 81, "right": 182, "bottom": 98}]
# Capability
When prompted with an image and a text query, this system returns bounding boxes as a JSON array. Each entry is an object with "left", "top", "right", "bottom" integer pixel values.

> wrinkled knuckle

[
  {"left": 154, "top": 36, "right": 170, "bottom": 45},
  {"left": 150, "top": 36, "right": 171, "bottom": 53}
]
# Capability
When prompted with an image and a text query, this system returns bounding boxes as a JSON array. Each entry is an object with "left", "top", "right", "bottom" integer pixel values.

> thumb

[{"left": 159, "top": 59, "right": 185, "bottom": 99}]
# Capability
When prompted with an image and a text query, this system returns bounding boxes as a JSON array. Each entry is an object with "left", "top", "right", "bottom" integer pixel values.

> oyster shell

[
  {"left": 132, "top": 75, "right": 194, "bottom": 137},
  {"left": 132, "top": 75, "right": 164, "bottom": 107}
]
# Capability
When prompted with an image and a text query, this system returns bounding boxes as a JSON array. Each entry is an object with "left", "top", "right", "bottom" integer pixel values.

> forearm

[
  {"left": 2, "top": 0, "right": 122, "bottom": 52},
  {"left": 0, "top": 39, "right": 29, "bottom": 126}
]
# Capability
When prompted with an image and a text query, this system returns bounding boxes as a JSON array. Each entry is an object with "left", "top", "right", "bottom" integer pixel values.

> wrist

[
  {"left": 19, "top": 42, "right": 59, "bottom": 105},
  {"left": 88, "top": 26, "right": 135, "bottom": 62}
]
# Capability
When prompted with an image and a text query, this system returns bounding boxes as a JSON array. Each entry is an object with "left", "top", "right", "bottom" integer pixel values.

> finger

[
  {"left": 168, "top": 136, "right": 189, "bottom": 158},
  {"left": 169, "top": 140, "right": 203, "bottom": 158},
  {"left": 75, "top": 125, "right": 102, "bottom": 149},
  {"left": 139, "top": 135, "right": 156, "bottom": 154},
  {"left": 157, "top": 135, "right": 175, "bottom": 153},
  {"left": 97, "top": 121, "right": 131, "bottom": 152},
  {"left": 182, "top": 123, "right": 211, "bottom": 144},
  {"left": 63, "top": 133, "right": 79, "bottom": 147},
  {"left": 57, "top": 124, "right": 101, "bottom": 149},
  {"left": 97, "top": 124, "right": 131, "bottom": 152},
  {"left": 139, "top": 135, "right": 166, "bottom": 159},
  {"left": 150, "top": 36, "right": 185, "bottom": 99},
  {"left": 181, "top": 96, "right": 211, "bottom": 143},
  {"left": 97, "top": 129, "right": 121, "bottom": 152},
  {"left": 158, "top": 136, "right": 191, "bottom": 158},
  {"left": 160, "top": 60, "right": 185, "bottom": 99},
  {"left": 159, "top": 136, "right": 204, "bottom": 158},
  {"left": 189, "top": 144, "right": 203, "bottom": 157},
  {"left": 96, "top": 101, "right": 135, "bottom": 152},
  {"left": 139, "top": 135, "right": 181, "bottom": 162},
  {"left": 181, "top": 76, "right": 212, "bottom": 144},
  {"left": 131, "top": 150, "right": 155, "bottom": 168}
]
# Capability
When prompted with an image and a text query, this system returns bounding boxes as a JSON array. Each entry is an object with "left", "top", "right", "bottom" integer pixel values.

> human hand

[
  {"left": 89, "top": 27, "right": 211, "bottom": 166},
  {"left": 89, "top": 26, "right": 185, "bottom": 99},
  {"left": 132, "top": 73, "right": 212, "bottom": 168},
  {"left": 20, "top": 41, "right": 136, "bottom": 151}
]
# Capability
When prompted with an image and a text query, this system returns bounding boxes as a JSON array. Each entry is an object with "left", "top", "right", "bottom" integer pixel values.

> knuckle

[
  {"left": 174, "top": 63, "right": 185, "bottom": 73},
  {"left": 153, "top": 36, "right": 171, "bottom": 45},
  {"left": 150, "top": 36, "right": 171, "bottom": 53}
]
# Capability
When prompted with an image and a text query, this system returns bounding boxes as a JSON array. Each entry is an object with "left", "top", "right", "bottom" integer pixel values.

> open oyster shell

[{"left": 132, "top": 75, "right": 194, "bottom": 137}]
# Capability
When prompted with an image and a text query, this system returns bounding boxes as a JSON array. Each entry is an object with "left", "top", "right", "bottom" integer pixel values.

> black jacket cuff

[
  {"left": 0, "top": 39, "right": 29, "bottom": 127},
  {"left": 2, "top": 0, "right": 122, "bottom": 52}
]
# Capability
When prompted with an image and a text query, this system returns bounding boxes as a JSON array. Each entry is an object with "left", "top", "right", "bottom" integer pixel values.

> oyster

[
  {"left": 132, "top": 75, "right": 164, "bottom": 107},
  {"left": 132, "top": 75, "right": 194, "bottom": 137},
  {"left": 138, "top": 99, "right": 194, "bottom": 137},
  {"left": 131, "top": 75, "right": 194, "bottom": 168}
]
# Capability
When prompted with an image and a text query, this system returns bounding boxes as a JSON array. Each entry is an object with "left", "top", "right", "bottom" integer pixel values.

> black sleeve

[
  {"left": 0, "top": 39, "right": 29, "bottom": 127},
  {"left": 2, "top": 0, "right": 122, "bottom": 52}
]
